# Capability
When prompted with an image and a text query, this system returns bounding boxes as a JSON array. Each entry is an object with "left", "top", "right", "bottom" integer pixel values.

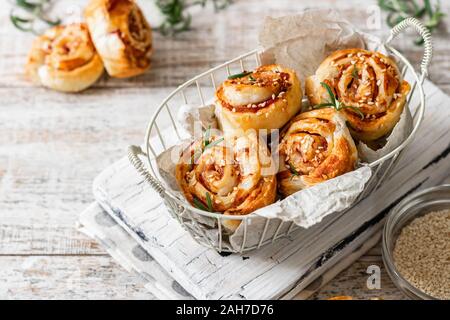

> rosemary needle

[
  {"left": 288, "top": 163, "right": 300, "bottom": 176},
  {"left": 351, "top": 65, "right": 359, "bottom": 80},
  {"left": 205, "top": 192, "right": 213, "bottom": 212},
  {"left": 228, "top": 71, "right": 252, "bottom": 80},
  {"left": 193, "top": 196, "right": 209, "bottom": 211},
  {"left": 313, "top": 82, "right": 365, "bottom": 120}
]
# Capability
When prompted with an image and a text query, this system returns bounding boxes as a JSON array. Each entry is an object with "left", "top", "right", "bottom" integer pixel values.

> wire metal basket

[{"left": 128, "top": 18, "right": 432, "bottom": 253}]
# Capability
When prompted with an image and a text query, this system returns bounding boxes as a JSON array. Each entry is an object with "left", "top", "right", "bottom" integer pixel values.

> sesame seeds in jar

[{"left": 393, "top": 209, "right": 450, "bottom": 300}]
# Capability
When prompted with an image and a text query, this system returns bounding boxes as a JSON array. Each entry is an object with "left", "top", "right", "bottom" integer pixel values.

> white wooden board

[{"left": 91, "top": 80, "right": 450, "bottom": 299}]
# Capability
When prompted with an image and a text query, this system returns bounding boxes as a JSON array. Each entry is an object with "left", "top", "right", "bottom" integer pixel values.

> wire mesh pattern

[{"left": 129, "top": 18, "right": 432, "bottom": 253}]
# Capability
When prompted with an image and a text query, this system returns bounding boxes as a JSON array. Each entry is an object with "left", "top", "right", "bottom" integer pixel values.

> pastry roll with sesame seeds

[
  {"left": 215, "top": 64, "right": 302, "bottom": 133},
  {"left": 85, "top": 0, "right": 153, "bottom": 78},
  {"left": 277, "top": 108, "right": 358, "bottom": 197},
  {"left": 305, "top": 49, "right": 410, "bottom": 143},
  {"left": 25, "top": 23, "right": 104, "bottom": 92},
  {"left": 176, "top": 131, "right": 277, "bottom": 233}
]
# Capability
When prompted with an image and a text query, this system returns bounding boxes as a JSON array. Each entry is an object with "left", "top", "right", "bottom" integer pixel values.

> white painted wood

[
  {"left": 0, "top": 0, "right": 449, "bottom": 89},
  {"left": 0, "top": 255, "right": 153, "bottom": 300},
  {"left": 0, "top": 88, "right": 171, "bottom": 255},
  {"left": 92, "top": 80, "right": 450, "bottom": 300}
]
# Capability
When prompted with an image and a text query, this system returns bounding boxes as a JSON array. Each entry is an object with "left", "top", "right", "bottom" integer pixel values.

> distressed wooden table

[{"left": 0, "top": 0, "right": 448, "bottom": 300}]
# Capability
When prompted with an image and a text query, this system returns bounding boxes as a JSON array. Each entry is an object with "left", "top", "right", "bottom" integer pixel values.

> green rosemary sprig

[
  {"left": 192, "top": 192, "right": 214, "bottom": 212},
  {"left": 287, "top": 162, "right": 301, "bottom": 181},
  {"left": 190, "top": 128, "right": 224, "bottom": 167},
  {"left": 204, "top": 137, "right": 224, "bottom": 150},
  {"left": 203, "top": 125, "right": 212, "bottom": 148},
  {"left": 9, "top": 0, "right": 231, "bottom": 36},
  {"left": 351, "top": 65, "right": 359, "bottom": 80},
  {"left": 378, "top": 0, "right": 445, "bottom": 46},
  {"left": 288, "top": 163, "right": 300, "bottom": 176},
  {"left": 228, "top": 71, "right": 252, "bottom": 80},
  {"left": 193, "top": 196, "right": 209, "bottom": 211},
  {"left": 205, "top": 192, "right": 213, "bottom": 212},
  {"left": 313, "top": 82, "right": 365, "bottom": 120},
  {"left": 156, "top": 0, "right": 232, "bottom": 36},
  {"left": 9, "top": 0, "right": 61, "bottom": 35}
]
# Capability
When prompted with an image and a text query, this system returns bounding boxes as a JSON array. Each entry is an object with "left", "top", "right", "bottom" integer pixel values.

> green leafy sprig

[
  {"left": 351, "top": 65, "right": 359, "bottom": 80},
  {"left": 378, "top": 0, "right": 445, "bottom": 45},
  {"left": 191, "top": 128, "right": 223, "bottom": 213},
  {"left": 192, "top": 192, "right": 214, "bottom": 212},
  {"left": 9, "top": 0, "right": 232, "bottom": 36},
  {"left": 156, "top": 0, "right": 232, "bottom": 36},
  {"left": 313, "top": 82, "right": 365, "bottom": 120},
  {"left": 227, "top": 71, "right": 252, "bottom": 80},
  {"left": 288, "top": 162, "right": 301, "bottom": 180},
  {"left": 193, "top": 196, "right": 208, "bottom": 211},
  {"left": 10, "top": 0, "right": 61, "bottom": 34},
  {"left": 190, "top": 126, "right": 224, "bottom": 167},
  {"left": 205, "top": 192, "right": 213, "bottom": 211}
]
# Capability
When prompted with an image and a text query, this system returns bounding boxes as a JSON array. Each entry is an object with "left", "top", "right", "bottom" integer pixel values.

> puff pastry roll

[
  {"left": 305, "top": 49, "right": 410, "bottom": 143},
  {"left": 176, "top": 131, "right": 277, "bottom": 232},
  {"left": 85, "top": 0, "right": 153, "bottom": 78},
  {"left": 277, "top": 108, "right": 358, "bottom": 197},
  {"left": 215, "top": 64, "right": 302, "bottom": 133},
  {"left": 26, "top": 23, "right": 104, "bottom": 92}
]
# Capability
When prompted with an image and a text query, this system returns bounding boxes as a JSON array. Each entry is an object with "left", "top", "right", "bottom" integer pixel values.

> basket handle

[
  {"left": 128, "top": 145, "right": 166, "bottom": 197},
  {"left": 385, "top": 17, "right": 433, "bottom": 78}
]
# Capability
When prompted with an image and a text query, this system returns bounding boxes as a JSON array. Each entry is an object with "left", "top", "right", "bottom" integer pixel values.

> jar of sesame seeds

[{"left": 382, "top": 184, "right": 450, "bottom": 300}]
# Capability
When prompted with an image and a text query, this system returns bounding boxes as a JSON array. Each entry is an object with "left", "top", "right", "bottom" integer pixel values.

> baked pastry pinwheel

[
  {"left": 277, "top": 108, "right": 358, "bottom": 197},
  {"left": 85, "top": 0, "right": 153, "bottom": 78},
  {"left": 215, "top": 64, "right": 302, "bottom": 133},
  {"left": 176, "top": 131, "right": 277, "bottom": 232},
  {"left": 305, "top": 49, "right": 410, "bottom": 143},
  {"left": 26, "top": 23, "right": 104, "bottom": 92}
]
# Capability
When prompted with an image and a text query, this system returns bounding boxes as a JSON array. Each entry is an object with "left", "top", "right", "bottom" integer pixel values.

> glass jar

[{"left": 382, "top": 184, "right": 450, "bottom": 300}]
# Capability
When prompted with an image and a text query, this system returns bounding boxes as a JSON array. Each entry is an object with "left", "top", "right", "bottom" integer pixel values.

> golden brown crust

[
  {"left": 305, "top": 48, "right": 410, "bottom": 143},
  {"left": 277, "top": 108, "right": 358, "bottom": 197},
  {"left": 25, "top": 23, "right": 104, "bottom": 92},
  {"left": 215, "top": 64, "right": 302, "bottom": 133},
  {"left": 84, "top": 0, "right": 152, "bottom": 78},
  {"left": 175, "top": 132, "right": 277, "bottom": 233}
]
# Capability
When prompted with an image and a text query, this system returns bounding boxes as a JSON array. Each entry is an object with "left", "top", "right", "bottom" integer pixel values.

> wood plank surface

[
  {"left": 0, "top": 0, "right": 448, "bottom": 299},
  {"left": 0, "top": 256, "right": 153, "bottom": 299}
]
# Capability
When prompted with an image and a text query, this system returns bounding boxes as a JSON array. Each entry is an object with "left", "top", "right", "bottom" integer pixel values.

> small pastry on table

[
  {"left": 305, "top": 48, "right": 410, "bottom": 144},
  {"left": 176, "top": 130, "right": 277, "bottom": 233},
  {"left": 215, "top": 64, "right": 302, "bottom": 133},
  {"left": 277, "top": 108, "right": 358, "bottom": 197},
  {"left": 85, "top": 0, "right": 153, "bottom": 78},
  {"left": 26, "top": 23, "right": 104, "bottom": 92}
]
